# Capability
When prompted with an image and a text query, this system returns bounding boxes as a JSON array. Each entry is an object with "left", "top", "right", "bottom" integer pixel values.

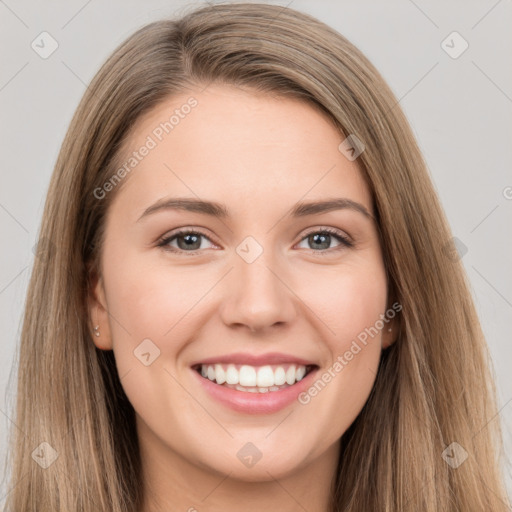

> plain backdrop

[{"left": 1, "top": 0, "right": 511, "bottom": 504}]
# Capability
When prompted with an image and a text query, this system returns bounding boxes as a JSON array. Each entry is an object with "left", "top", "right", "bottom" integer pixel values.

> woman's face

[{"left": 89, "top": 84, "right": 394, "bottom": 483}]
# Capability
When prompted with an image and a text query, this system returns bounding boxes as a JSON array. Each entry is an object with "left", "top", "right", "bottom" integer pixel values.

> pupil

[
  {"left": 311, "top": 233, "right": 329, "bottom": 250},
  {"left": 179, "top": 234, "right": 200, "bottom": 250}
]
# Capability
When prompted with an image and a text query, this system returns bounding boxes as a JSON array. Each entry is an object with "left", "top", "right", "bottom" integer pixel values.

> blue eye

[{"left": 157, "top": 227, "right": 353, "bottom": 255}]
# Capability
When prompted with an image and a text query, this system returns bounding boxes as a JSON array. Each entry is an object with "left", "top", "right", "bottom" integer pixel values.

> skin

[{"left": 88, "top": 84, "right": 396, "bottom": 512}]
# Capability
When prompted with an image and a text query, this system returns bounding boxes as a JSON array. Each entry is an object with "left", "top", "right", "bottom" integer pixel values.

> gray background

[{"left": 1, "top": 0, "right": 511, "bottom": 504}]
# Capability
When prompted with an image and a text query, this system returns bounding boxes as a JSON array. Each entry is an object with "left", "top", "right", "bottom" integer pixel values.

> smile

[
  {"left": 190, "top": 354, "right": 320, "bottom": 414},
  {"left": 193, "top": 363, "right": 315, "bottom": 393}
]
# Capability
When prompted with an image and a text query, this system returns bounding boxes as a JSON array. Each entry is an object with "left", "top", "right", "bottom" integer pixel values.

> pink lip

[
  {"left": 190, "top": 351, "right": 317, "bottom": 367},
  {"left": 191, "top": 366, "right": 319, "bottom": 414}
]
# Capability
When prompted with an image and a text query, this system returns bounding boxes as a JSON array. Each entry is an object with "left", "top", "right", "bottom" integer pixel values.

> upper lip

[{"left": 190, "top": 352, "right": 318, "bottom": 367}]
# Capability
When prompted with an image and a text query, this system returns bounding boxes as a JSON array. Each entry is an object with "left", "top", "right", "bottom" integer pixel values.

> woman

[{"left": 3, "top": 3, "right": 510, "bottom": 511}]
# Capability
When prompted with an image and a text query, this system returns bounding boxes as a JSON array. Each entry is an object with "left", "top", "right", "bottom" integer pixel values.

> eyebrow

[{"left": 137, "top": 197, "right": 373, "bottom": 222}]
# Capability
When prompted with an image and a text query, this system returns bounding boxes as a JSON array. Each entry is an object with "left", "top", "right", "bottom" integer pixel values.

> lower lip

[{"left": 191, "top": 367, "right": 318, "bottom": 414}]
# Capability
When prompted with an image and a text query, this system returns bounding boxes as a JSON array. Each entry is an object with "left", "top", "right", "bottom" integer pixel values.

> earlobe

[
  {"left": 381, "top": 294, "right": 400, "bottom": 349},
  {"left": 381, "top": 319, "right": 398, "bottom": 350},
  {"left": 87, "top": 271, "right": 113, "bottom": 351}
]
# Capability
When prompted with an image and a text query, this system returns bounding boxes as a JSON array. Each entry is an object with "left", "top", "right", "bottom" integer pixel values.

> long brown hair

[{"left": 3, "top": 3, "right": 510, "bottom": 510}]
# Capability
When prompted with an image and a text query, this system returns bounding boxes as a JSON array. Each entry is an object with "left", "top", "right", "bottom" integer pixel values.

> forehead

[{"left": 107, "top": 84, "right": 372, "bottom": 222}]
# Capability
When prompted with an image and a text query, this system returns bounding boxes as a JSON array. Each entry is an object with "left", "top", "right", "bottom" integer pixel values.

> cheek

[
  {"left": 104, "top": 252, "right": 205, "bottom": 344},
  {"left": 304, "top": 261, "right": 388, "bottom": 346},
  {"left": 294, "top": 262, "right": 387, "bottom": 429},
  {"left": 101, "top": 254, "right": 201, "bottom": 426}
]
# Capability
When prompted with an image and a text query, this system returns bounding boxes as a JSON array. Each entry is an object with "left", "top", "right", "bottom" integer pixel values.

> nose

[{"left": 219, "top": 250, "right": 297, "bottom": 334}]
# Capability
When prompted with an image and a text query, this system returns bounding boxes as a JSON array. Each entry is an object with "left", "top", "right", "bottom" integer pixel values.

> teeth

[
  {"left": 274, "top": 366, "right": 286, "bottom": 385},
  {"left": 256, "top": 365, "right": 274, "bottom": 387},
  {"left": 285, "top": 365, "right": 296, "bottom": 385},
  {"left": 296, "top": 365, "right": 306, "bottom": 381},
  {"left": 226, "top": 364, "right": 239, "bottom": 385},
  {"left": 199, "top": 362, "right": 310, "bottom": 390},
  {"left": 239, "top": 365, "right": 257, "bottom": 387},
  {"left": 230, "top": 384, "right": 285, "bottom": 393},
  {"left": 214, "top": 364, "right": 226, "bottom": 385}
]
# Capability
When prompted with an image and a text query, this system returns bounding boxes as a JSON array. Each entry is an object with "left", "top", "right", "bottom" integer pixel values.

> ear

[
  {"left": 87, "top": 267, "right": 113, "bottom": 351},
  {"left": 381, "top": 300, "right": 400, "bottom": 350},
  {"left": 381, "top": 318, "right": 397, "bottom": 349}
]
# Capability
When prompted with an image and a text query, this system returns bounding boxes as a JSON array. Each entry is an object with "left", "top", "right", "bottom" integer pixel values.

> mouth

[{"left": 191, "top": 362, "right": 318, "bottom": 394}]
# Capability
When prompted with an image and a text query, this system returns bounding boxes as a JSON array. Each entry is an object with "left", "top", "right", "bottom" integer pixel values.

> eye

[
  {"left": 156, "top": 227, "right": 353, "bottom": 255},
  {"left": 296, "top": 227, "right": 353, "bottom": 253},
  {"left": 157, "top": 229, "right": 216, "bottom": 253}
]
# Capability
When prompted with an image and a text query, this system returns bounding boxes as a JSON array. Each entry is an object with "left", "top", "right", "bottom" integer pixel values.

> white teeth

[
  {"left": 285, "top": 365, "right": 296, "bottom": 385},
  {"left": 214, "top": 364, "right": 226, "bottom": 385},
  {"left": 274, "top": 366, "right": 286, "bottom": 385},
  {"left": 198, "top": 362, "right": 311, "bottom": 390},
  {"left": 256, "top": 365, "right": 274, "bottom": 387},
  {"left": 295, "top": 365, "right": 306, "bottom": 381},
  {"left": 235, "top": 385, "right": 258, "bottom": 393},
  {"left": 239, "top": 365, "right": 257, "bottom": 386},
  {"left": 225, "top": 364, "right": 239, "bottom": 385},
  {"left": 231, "top": 384, "right": 282, "bottom": 393}
]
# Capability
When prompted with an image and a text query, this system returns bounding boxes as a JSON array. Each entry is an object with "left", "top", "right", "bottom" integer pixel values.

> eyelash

[{"left": 156, "top": 227, "right": 354, "bottom": 256}]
